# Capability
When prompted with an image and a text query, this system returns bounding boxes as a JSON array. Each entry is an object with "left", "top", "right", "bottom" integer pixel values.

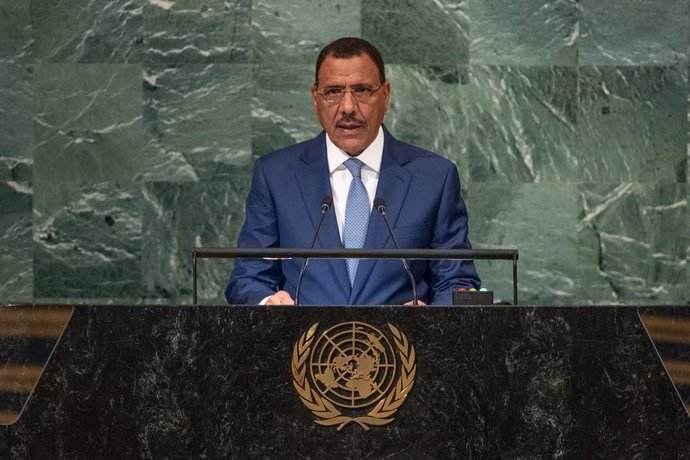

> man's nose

[{"left": 339, "top": 89, "right": 358, "bottom": 113}]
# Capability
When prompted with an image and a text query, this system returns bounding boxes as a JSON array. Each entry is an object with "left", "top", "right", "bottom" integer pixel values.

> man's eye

[
  {"left": 353, "top": 86, "right": 372, "bottom": 95},
  {"left": 325, "top": 88, "right": 344, "bottom": 96}
]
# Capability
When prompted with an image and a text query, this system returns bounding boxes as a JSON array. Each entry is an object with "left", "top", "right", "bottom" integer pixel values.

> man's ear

[
  {"left": 310, "top": 84, "right": 319, "bottom": 111},
  {"left": 382, "top": 80, "right": 391, "bottom": 111}
]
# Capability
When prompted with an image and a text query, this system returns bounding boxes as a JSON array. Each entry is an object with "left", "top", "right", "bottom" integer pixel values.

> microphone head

[
  {"left": 373, "top": 197, "right": 386, "bottom": 213},
  {"left": 321, "top": 195, "right": 333, "bottom": 211}
]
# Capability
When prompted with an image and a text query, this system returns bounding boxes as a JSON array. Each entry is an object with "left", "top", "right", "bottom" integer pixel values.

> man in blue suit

[{"left": 226, "top": 37, "right": 480, "bottom": 306}]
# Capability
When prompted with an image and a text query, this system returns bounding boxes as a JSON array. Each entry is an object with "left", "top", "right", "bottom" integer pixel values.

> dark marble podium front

[{"left": 1, "top": 305, "right": 688, "bottom": 459}]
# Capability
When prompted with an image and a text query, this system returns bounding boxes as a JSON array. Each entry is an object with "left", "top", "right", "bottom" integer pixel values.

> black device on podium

[{"left": 453, "top": 289, "right": 494, "bottom": 305}]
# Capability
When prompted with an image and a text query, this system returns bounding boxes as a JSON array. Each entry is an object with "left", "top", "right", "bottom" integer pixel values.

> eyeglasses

[{"left": 315, "top": 83, "right": 385, "bottom": 104}]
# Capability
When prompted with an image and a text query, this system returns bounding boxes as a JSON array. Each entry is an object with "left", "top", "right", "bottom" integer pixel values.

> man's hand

[
  {"left": 404, "top": 299, "right": 427, "bottom": 306},
  {"left": 265, "top": 290, "right": 295, "bottom": 306}
]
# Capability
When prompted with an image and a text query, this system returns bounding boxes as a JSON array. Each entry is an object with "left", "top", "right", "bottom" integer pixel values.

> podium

[{"left": 1, "top": 304, "right": 688, "bottom": 458}]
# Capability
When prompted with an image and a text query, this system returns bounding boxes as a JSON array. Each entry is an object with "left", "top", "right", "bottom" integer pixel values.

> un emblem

[{"left": 291, "top": 322, "right": 416, "bottom": 430}]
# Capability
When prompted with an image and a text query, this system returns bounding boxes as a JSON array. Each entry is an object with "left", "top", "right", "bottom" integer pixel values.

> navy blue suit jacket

[{"left": 225, "top": 128, "right": 480, "bottom": 305}]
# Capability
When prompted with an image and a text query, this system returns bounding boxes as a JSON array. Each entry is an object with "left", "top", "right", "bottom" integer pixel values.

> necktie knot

[{"left": 343, "top": 158, "right": 363, "bottom": 178}]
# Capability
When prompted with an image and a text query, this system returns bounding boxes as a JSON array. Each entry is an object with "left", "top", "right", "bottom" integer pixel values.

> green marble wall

[{"left": 0, "top": 0, "right": 687, "bottom": 305}]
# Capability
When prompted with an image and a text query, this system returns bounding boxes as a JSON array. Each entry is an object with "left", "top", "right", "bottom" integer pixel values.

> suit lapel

[
  {"left": 294, "top": 133, "right": 351, "bottom": 300},
  {"left": 350, "top": 130, "right": 413, "bottom": 303},
  {"left": 294, "top": 134, "right": 335, "bottom": 245}
]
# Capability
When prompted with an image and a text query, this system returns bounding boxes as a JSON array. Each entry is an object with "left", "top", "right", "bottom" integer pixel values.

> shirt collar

[{"left": 326, "top": 126, "right": 384, "bottom": 174}]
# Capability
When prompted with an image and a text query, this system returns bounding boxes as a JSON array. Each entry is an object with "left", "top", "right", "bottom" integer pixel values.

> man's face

[{"left": 311, "top": 54, "right": 390, "bottom": 156}]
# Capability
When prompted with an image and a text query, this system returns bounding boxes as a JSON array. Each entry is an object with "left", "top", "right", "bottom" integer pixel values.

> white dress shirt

[{"left": 326, "top": 126, "right": 384, "bottom": 242}]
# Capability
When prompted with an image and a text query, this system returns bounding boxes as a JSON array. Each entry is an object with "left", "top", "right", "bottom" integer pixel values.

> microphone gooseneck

[
  {"left": 295, "top": 196, "right": 333, "bottom": 305},
  {"left": 374, "top": 197, "right": 418, "bottom": 306}
]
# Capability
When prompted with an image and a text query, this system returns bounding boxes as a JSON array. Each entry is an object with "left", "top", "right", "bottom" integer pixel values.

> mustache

[{"left": 336, "top": 114, "right": 365, "bottom": 126}]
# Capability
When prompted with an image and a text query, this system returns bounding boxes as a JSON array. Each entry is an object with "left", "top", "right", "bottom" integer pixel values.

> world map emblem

[{"left": 291, "top": 322, "right": 416, "bottom": 430}]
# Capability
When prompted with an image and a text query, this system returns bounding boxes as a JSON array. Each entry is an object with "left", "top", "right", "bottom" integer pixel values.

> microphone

[
  {"left": 295, "top": 196, "right": 333, "bottom": 305},
  {"left": 373, "top": 197, "right": 418, "bottom": 306}
]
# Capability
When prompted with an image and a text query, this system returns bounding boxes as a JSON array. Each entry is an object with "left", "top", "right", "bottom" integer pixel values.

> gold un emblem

[{"left": 291, "top": 321, "right": 416, "bottom": 430}]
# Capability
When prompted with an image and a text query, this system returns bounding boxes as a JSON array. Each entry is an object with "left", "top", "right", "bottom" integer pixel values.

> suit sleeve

[
  {"left": 427, "top": 164, "right": 481, "bottom": 305},
  {"left": 225, "top": 159, "right": 282, "bottom": 304}
]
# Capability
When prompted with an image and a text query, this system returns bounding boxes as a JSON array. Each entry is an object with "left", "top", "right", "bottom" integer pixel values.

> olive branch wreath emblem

[{"left": 291, "top": 322, "right": 416, "bottom": 431}]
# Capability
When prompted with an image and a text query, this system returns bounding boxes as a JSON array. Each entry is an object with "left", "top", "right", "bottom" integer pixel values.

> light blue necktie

[{"left": 343, "top": 158, "right": 370, "bottom": 286}]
